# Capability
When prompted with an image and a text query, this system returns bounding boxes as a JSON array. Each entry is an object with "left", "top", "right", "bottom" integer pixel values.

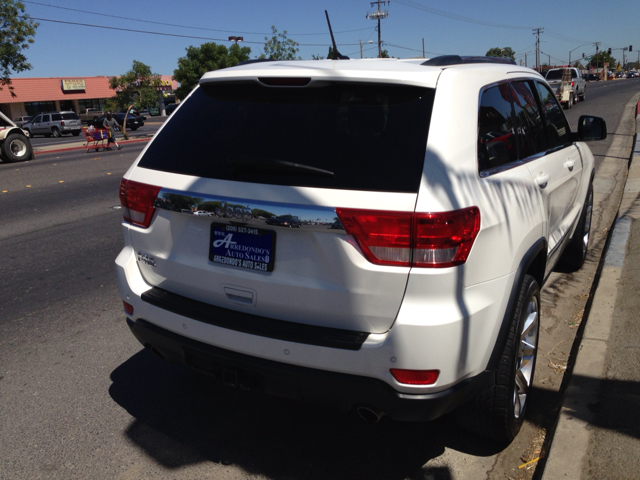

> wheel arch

[{"left": 485, "top": 238, "right": 546, "bottom": 371}]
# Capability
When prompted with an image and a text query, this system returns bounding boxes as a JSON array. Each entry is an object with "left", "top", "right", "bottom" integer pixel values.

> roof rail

[
  {"left": 422, "top": 55, "right": 516, "bottom": 67},
  {"left": 235, "top": 59, "right": 279, "bottom": 66}
]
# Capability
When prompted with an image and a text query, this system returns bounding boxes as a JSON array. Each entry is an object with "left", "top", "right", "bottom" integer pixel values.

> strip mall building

[{"left": 0, "top": 75, "right": 178, "bottom": 120}]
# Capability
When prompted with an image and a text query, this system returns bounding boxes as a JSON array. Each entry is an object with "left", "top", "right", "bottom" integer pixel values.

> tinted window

[
  {"left": 545, "top": 70, "right": 562, "bottom": 80},
  {"left": 32, "top": 115, "right": 42, "bottom": 123},
  {"left": 478, "top": 84, "right": 518, "bottom": 172},
  {"left": 42, "top": 115, "right": 50, "bottom": 122},
  {"left": 52, "top": 114, "right": 62, "bottom": 121},
  {"left": 138, "top": 83, "right": 434, "bottom": 193},
  {"left": 510, "top": 81, "right": 548, "bottom": 158},
  {"left": 534, "top": 82, "right": 571, "bottom": 149},
  {"left": 62, "top": 113, "right": 79, "bottom": 120}
]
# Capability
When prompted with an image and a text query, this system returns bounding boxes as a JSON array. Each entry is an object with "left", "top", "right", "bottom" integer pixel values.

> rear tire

[
  {"left": 558, "top": 182, "right": 593, "bottom": 271},
  {"left": 1, "top": 133, "right": 33, "bottom": 163},
  {"left": 455, "top": 274, "right": 540, "bottom": 442},
  {"left": 51, "top": 127, "right": 61, "bottom": 138}
]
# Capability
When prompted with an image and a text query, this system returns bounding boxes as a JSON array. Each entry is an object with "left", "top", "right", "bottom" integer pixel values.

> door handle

[
  {"left": 536, "top": 174, "right": 550, "bottom": 189},
  {"left": 563, "top": 160, "right": 575, "bottom": 171}
]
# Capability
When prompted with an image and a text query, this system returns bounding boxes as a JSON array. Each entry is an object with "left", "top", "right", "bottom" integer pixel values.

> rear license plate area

[{"left": 210, "top": 223, "right": 276, "bottom": 272}]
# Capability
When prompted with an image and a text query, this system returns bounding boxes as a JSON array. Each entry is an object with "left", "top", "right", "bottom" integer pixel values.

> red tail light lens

[
  {"left": 336, "top": 207, "right": 480, "bottom": 268},
  {"left": 119, "top": 179, "right": 162, "bottom": 228},
  {"left": 390, "top": 369, "right": 439, "bottom": 385}
]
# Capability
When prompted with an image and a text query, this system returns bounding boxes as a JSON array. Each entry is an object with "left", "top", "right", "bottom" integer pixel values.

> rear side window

[
  {"left": 478, "top": 84, "right": 518, "bottom": 171},
  {"left": 138, "top": 83, "right": 435, "bottom": 193},
  {"left": 52, "top": 114, "right": 62, "bottom": 121}
]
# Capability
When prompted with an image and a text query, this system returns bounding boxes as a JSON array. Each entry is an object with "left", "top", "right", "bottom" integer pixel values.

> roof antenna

[{"left": 325, "top": 10, "right": 349, "bottom": 60}]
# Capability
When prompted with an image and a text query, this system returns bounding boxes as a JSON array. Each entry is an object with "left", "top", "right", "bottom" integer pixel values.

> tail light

[
  {"left": 390, "top": 369, "right": 439, "bottom": 385},
  {"left": 571, "top": 81, "right": 575, "bottom": 87},
  {"left": 119, "top": 179, "right": 162, "bottom": 228},
  {"left": 61, "top": 120, "right": 65, "bottom": 126},
  {"left": 336, "top": 207, "right": 480, "bottom": 268}
]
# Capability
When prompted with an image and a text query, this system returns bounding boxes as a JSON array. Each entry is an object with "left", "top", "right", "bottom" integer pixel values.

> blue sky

[{"left": 14, "top": 0, "right": 640, "bottom": 78}]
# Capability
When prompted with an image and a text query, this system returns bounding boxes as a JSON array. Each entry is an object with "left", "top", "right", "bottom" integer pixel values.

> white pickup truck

[{"left": 545, "top": 67, "right": 587, "bottom": 108}]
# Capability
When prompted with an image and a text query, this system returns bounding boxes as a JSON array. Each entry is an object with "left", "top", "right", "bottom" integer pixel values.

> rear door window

[
  {"left": 534, "top": 81, "right": 572, "bottom": 149},
  {"left": 138, "top": 82, "right": 435, "bottom": 193},
  {"left": 509, "top": 81, "right": 548, "bottom": 158},
  {"left": 477, "top": 84, "right": 518, "bottom": 172}
]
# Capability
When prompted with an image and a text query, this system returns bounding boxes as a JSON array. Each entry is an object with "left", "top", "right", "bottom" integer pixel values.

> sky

[{"left": 12, "top": 0, "right": 640, "bottom": 79}]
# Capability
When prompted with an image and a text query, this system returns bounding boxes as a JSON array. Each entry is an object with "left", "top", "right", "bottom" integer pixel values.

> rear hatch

[{"left": 124, "top": 69, "right": 436, "bottom": 334}]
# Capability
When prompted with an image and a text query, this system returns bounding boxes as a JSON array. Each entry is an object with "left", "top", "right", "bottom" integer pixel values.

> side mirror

[{"left": 576, "top": 115, "right": 607, "bottom": 141}]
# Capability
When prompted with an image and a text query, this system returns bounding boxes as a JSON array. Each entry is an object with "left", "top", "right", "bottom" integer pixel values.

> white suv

[{"left": 116, "top": 56, "right": 606, "bottom": 441}]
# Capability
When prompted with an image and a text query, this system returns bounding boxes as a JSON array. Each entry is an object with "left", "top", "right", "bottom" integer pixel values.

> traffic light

[
  {"left": 608, "top": 48, "right": 612, "bottom": 54},
  {"left": 630, "top": 45, "right": 633, "bottom": 52},
  {"left": 582, "top": 52, "right": 585, "bottom": 58}
]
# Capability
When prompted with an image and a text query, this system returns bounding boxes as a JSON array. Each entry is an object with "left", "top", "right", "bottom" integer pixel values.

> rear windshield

[
  {"left": 546, "top": 69, "right": 577, "bottom": 80},
  {"left": 62, "top": 113, "right": 79, "bottom": 120},
  {"left": 138, "top": 82, "right": 434, "bottom": 192}
]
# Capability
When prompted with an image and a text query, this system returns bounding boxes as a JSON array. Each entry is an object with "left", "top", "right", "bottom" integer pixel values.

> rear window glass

[
  {"left": 52, "top": 114, "right": 62, "bottom": 121},
  {"left": 138, "top": 82, "right": 434, "bottom": 193},
  {"left": 62, "top": 113, "right": 79, "bottom": 120}
]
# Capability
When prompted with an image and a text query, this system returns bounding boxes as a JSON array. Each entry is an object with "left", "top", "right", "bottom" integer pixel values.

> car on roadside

[
  {"left": 22, "top": 111, "right": 82, "bottom": 138},
  {"left": 265, "top": 214, "right": 301, "bottom": 228},
  {"left": 0, "top": 111, "right": 33, "bottom": 163},
  {"left": 585, "top": 73, "right": 601, "bottom": 81},
  {"left": 90, "top": 113, "right": 144, "bottom": 131},
  {"left": 116, "top": 55, "right": 607, "bottom": 442},
  {"left": 164, "top": 103, "right": 178, "bottom": 115},
  {"left": 12, "top": 116, "right": 33, "bottom": 128}
]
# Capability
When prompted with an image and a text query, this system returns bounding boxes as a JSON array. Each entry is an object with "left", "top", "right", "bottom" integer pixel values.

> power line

[
  {"left": 23, "top": 16, "right": 365, "bottom": 47},
  {"left": 23, "top": 1, "right": 373, "bottom": 37},
  {"left": 394, "top": 0, "right": 534, "bottom": 30}
]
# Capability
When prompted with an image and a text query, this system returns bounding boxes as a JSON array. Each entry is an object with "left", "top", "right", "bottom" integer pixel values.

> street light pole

[{"left": 228, "top": 36, "right": 243, "bottom": 45}]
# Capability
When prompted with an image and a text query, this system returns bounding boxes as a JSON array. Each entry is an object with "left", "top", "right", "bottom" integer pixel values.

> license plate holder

[{"left": 209, "top": 223, "right": 275, "bottom": 272}]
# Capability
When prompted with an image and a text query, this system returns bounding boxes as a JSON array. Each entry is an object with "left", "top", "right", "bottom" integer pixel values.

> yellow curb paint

[
  {"left": 58, "top": 181, "right": 64, "bottom": 183},
  {"left": 25, "top": 185, "right": 31, "bottom": 188},
  {"left": 2, "top": 190, "right": 8, "bottom": 193}
]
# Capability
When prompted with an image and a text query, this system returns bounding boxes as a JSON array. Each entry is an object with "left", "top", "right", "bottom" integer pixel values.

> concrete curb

[{"left": 540, "top": 101, "right": 640, "bottom": 479}]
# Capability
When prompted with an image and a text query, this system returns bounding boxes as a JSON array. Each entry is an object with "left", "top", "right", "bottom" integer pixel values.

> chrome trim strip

[{"left": 154, "top": 188, "right": 345, "bottom": 232}]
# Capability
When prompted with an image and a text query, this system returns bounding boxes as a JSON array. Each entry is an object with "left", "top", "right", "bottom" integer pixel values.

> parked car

[
  {"left": 79, "top": 108, "right": 105, "bottom": 124},
  {"left": 12, "top": 116, "right": 33, "bottom": 128},
  {"left": 0, "top": 111, "right": 33, "bottom": 163},
  {"left": 90, "top": 113, "right": 144, "bottom": 131},
  {"left": 119, "top": 108, "right": 147, "bottom": 121},
  {"left": 265, "top": 214, "right": 301, "bottom": 228},
  {"left": 116, "top": 55, "right": 606, "bottom": 442},
  {"left": 22, "top": 111, "right": 82, "bottom": 138},
  {"left": 585, "top": 73, "right": 601, "bottom": 81},
  {"left": 164, "top": 103, "right": 178, "bottom": 115}
]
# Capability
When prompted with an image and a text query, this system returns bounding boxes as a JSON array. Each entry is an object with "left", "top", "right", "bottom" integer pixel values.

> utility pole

[
  {"left": 367, "top": 1, "right": 389, "bottom": 58},
  {"left": 532, "top": 28, "right": 544, "bottom": 72},
  {"left": 594, "top": 42, "right": 601, "bottom": 76}
]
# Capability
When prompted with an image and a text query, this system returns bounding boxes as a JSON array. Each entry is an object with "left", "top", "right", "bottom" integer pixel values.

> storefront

[{"left": 0, "top": 75, "right": 179, "bottom": 120}]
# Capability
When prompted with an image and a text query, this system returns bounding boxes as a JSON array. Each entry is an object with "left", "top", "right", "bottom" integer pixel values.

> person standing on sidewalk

[{"left": 103, "top": 112, "right": 122, "bottom": 150}]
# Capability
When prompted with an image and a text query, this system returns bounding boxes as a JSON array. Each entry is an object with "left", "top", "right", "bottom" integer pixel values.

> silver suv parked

[
  {"left": 116, "top": 56, "right": 606, "bottom": 441},
  {"left": 22, "top": 111, "right": 82, "bottom": 138}
]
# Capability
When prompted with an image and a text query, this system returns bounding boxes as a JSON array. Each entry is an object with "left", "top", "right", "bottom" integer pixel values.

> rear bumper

[{"left": 127, "top": 316, "right": 491, "bottom": 422}]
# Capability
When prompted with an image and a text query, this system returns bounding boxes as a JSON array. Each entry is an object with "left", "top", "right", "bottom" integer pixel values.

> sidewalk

[
  {"left": 541, "top": 105, "right": 640, "bottom": 477},
  {"left": 32, "top": 131, "right": 153, "bottom": 155}
]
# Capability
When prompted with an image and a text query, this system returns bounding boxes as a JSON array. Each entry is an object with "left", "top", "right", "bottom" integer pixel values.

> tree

[
  {"left": 108, "top": 60, "right": 161, "bottom": 139},
  {"left": 588, "top": 51, "right": 616, "bottom": 69},
  {"left": 486, "top": 47, "right": 515, "bottom": 60},
  {"left": 173, "top": 42, "right": 251, "bottom": 99},
  {"left": 0, "top": 0, "right": 38, "bottom": 96},
  {"left": 380, "top": 49, "right": 390, "bottom": 58},
  {"left": 260, "top": 26, "right": 300, "bottom": 60}
]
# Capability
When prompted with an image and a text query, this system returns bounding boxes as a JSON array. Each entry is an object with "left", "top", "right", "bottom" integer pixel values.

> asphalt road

[{"left": 0, "top": 79, "right": 639, "bottom": 480}]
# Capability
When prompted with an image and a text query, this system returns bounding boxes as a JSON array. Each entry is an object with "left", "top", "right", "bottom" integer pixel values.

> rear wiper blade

[{"left": 227, "top": 156, "right": 335, "bottom": 178}]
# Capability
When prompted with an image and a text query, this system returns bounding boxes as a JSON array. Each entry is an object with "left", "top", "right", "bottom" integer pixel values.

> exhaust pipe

[{"left": 356, "top": 405, "right": 384, "bottom": 423}]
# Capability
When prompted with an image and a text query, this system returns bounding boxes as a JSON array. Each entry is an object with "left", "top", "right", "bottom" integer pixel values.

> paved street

[{"left": 0, "top": 79, "right": 638, "bottom": 479}]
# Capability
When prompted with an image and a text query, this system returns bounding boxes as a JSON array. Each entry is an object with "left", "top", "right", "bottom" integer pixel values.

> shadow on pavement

[{"left": 110, "top": 349, "right": 507, "bottom": 479}]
